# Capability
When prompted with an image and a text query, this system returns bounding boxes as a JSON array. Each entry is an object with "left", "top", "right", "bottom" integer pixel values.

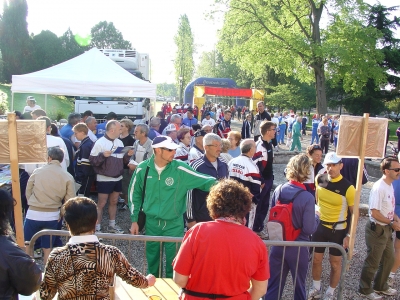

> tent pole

[{"left": 45, "top": 94, "right": 47, "bottom": 112}]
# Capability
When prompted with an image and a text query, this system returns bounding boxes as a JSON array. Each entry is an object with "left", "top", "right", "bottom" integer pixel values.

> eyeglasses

[
  {"left": 388, "top": 168, "right": 400, "bottom": 172},
  {"left": 160, "top": 147, "right": 175, "bottom": 152},
  {"left": 269, "top": 128, "right": 276, "bottom": 131}
]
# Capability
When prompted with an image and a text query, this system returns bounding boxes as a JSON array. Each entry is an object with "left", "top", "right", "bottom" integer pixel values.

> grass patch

[{"left": 0, "top": 83, "right": 74, "bottom": 120}]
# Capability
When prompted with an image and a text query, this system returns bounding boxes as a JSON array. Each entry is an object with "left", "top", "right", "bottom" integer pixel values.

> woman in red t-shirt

[{"left": 173, "top": 179, "right": 270, "bottom": 300}]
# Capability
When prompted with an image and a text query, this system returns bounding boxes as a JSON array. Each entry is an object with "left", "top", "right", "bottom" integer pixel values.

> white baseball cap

[
  {"left": 323, "top": 152, "right": 342, "bottom": 166},
  {"left": 151, "top": 136, "right": 180, "bottom": 150}
]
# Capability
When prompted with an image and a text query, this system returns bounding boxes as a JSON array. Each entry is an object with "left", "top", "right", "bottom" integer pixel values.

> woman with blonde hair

[
  {"left": 266, "top": 154, "right": 320, "bottom": 300},
  {"left": 220, "top": 138, "right": 233, "bottom": 163}
]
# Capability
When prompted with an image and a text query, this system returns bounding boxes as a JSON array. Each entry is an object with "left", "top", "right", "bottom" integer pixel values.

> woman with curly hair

[
  {"left": 0, "top": 190, "right": 42, "bottom": 299},
  {"left": 173, "top": 179, "right": 269, "bottom": 300},
  {"left": 266, "top": 154, "right": 320, "bottom": 300}
]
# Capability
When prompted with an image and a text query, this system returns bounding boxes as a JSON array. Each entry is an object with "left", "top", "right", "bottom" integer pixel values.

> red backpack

[{"left": 267, "top": 184, "right": 306, "bottom": 241}]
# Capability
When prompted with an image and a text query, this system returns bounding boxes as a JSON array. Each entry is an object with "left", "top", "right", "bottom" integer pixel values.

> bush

[{"left": 48, "top": 109, "right": 67, "bottom": 121}]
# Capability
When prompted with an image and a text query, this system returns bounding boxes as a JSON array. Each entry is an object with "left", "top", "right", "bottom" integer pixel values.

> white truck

[{"left": 74, "top": 49, "right": 153, "bottom": 124}]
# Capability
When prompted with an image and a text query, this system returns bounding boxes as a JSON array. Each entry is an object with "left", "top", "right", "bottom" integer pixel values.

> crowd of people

[{"left": 2, "top": 95, "right": 400, "bottom": 300}]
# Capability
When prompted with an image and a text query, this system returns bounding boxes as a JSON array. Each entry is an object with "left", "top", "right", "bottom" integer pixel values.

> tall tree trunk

[{"left": 314, "top": 64, "right": 327, "bottom": 115}]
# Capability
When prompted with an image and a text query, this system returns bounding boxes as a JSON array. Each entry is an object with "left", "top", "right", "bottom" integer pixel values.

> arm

[
  {"left": 343, "top": 206, "right": 353, "bottom": 249},
  {"left": 301, "top": 194, "right": 320, "bottom": 236},
  {"left": 128, "top": 166, "right": 144, "bottom": 234},
  {"left": 65, "top": 178, "right": 77, "bottom": 202},
  {"left": 173, "top": 271, "right": 189, "bottom": 288},
  {"left": 186, "top": 189, "right": 196, "bottom": 228},
  {"left": 88, "top": 142, "right": 108, "bottom": 167},
  {"left": 40, "top": 258, "right": 57, "bottom": 300},
  {"left": 26, "top": 174, "right": 34, "bottom": 200},
  {"left": 248, "top": 279, "right": 268, "bottom": 300}
]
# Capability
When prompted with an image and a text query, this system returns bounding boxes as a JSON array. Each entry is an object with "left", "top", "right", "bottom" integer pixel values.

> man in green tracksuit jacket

[
  {"left": 128, "top": 136, "right": 216, "bottom": 278},
  {"left": 290, "top": 116, "right": 302, "bottom": 152}
]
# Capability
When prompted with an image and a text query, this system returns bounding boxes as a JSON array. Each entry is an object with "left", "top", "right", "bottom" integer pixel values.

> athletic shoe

[
  {"left": 34, "top": 249, "right": 43, "bottom": 259},
  {"left": 307, "top": 287, "right": 321, "bottom": 299},
  {"left": 374, "top": 288, "right": 397, "bottom": 296},
  {"left": 118, "top": 197, "right": 125, "bottom": 204},
  {"left": 119, "top": 203, "right": 128, "bottom": 210},
  {"left": 108, "top": 225, "right": 124, "bottom": 234},
  {"left": 362, "top": 292, "right": 382, "bottom": 300},
  {"left": 323, "top": 292, "right": 334, "bottom": 300},
  {"left": 387, "top": 276, "right": 394, "bottom": 287},
  {"left": 256, "top": 230, "right": 269, "bottom": 240}
]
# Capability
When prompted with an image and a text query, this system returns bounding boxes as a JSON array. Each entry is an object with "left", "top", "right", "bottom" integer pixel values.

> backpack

[{"left": 267, "top": 184, "right": 306, "bottom": 241}]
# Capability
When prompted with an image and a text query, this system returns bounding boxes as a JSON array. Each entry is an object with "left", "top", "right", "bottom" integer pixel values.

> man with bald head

[
  {"left": 89, "top": 120, "right": 132, "bottom": 234},
  {"left": 228, "top": 139, "right": 262, "bottom": 228}
]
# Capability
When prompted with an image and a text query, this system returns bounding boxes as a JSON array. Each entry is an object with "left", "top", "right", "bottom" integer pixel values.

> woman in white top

[
  {"left": 174, "top": 128, "right": 191, "bottom": 164},
  {"left": 220, "top": 139, "right": 233, "bottom": 163}
]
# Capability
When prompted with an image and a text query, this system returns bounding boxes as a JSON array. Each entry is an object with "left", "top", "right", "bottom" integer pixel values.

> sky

[{"left": 0, "top": 0, "right": 398, "bottom": 84}]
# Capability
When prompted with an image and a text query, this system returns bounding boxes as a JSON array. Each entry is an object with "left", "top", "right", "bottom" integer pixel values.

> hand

[
  {"left": 103, "top": 150, "right": 112, "bottom": 157},
  {"left": 146, "top": 274, "right": 156, "bottom": 287},
  {"left": 187, "top": 221, "right": 196, "bottom": 229},
  {"left": 130, "top": 222, "right": 139, "bottom": 235},
  {"left": 392, "top": 220, "right": 400, "bottom": 231},
  {"left": 127, "top": 149, "right": 134, "bottom": 156},
  {"left": 315, "top": 210, "right": 320, "bottom": 217},
  {"left": 343, "top": 235, "right": 350, "bottom": 249},
  {"left": 260, "top": 183, "right": 265, "bottom": 189},
  {"left": 128, "top": 164, "right": 137, "bottom": 171}
]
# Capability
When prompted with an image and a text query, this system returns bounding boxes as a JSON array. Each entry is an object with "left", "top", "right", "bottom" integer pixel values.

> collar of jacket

[
  {"left": 48, "top": 160, "right": 61, "bottom": 166},
  {"left": 104, "top": 133, "right": 115, "bottom": 142}
]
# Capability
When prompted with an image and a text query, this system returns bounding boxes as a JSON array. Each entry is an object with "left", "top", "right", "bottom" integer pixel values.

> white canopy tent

[{"left": 11, "top": 48, "right": 156, "bottom": 111}]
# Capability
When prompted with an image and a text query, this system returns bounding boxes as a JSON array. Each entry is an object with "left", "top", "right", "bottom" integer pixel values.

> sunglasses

[
  {"left": 312, "top": 145, "right": 322, "bottom": 150},
  {"left": 161, "top": 147, "right": 175, "bottom": 152},
  {"left": 388, "top": 168, "right": 400, "bottom": 172}
]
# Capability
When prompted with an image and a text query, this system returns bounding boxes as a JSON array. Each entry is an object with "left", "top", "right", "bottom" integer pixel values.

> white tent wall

[{"left": 11, "top": 48, "right": 156, "bottom": 109}]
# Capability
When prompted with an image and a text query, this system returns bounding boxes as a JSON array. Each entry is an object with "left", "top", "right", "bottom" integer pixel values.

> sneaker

[
  {"left": 255, "top": 230, "right": 269, "bottom": 240},
  {"left": 323, "top": 292, "right": 334, "bottom": 300},
  {"left": 119, "top": 203, "right": 128, "bottom": 210},
  {"left": 34, "top": 249, "right": 43, "bottom": 259},
  {"left": 108, "top": 225, "right": 124, "bottom": 234},
  {"left": 387, "top": 276, "right": 394, "bottom": 287},
  {"left": 374, "top": 288, "right": 397, "bottom": 296},
  {"left": 118, "top": 197, "right": 125, "bottom": 204},
  {"left": 308, "top": 287, "right": 321, "bottom": 299},
  {"left": 363, "top": 292, "right": 382, "bottom": 300},
  {"left": 95, "top": 228, "right": 102, "bottom": 234}
]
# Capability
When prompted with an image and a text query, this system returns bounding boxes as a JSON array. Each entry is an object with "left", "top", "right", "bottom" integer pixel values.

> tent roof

[{"left": 11, "top": 48, "right": 156, "bottom": 98}]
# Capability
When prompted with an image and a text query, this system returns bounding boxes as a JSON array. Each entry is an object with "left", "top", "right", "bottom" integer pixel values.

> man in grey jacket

[{"left": 24, "top": 147, "right": 75, "bottom": 264}]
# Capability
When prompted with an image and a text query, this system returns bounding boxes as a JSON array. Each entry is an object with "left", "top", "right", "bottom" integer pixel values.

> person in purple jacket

[{"left": 266, "top": 154, "right": 320, "bottom": 300}]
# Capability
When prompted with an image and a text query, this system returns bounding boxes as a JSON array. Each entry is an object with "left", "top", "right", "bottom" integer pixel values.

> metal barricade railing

[{"left": 28, "top": 230, "right": 347, "bottom": 299}]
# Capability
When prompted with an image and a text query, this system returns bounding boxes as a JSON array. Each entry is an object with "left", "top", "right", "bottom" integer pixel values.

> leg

[
  {"left": 328, "top": 255, "right": 343, "bottom": 288},
  {"left": 359, "top": 222, "right": 391, "bottom": 295},
  {"left": 390, "top": 236, "right": 400, "bottom": 275},
  {"left": 288, "top": 247, "right": 309, "bottom": 300},
  {"left": 145, "top": 217, "right": 162, "bottom": 277},
  {"left": 266, "top": 246, "right": 289, "bottom": 300},
  {"left": 373, "top": 226, "right": 394, "bottom": 291},
  {"left": 96, "top": 193, "right": 109, "bottom": 225},
  {"left": 108, "top": 191, "right": 120, "bottom": 221},
  {"left": 312, "top": 252, "right": 324, "bottom": 281},
  {"left": 253, "top": 179, "right": 273, "bottom": 233},
  {"left": 163, "top": 218, "right": 184, "bottom": 278}
]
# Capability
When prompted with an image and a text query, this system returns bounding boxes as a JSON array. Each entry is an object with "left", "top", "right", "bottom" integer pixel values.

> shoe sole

[{"left": 374, "top": 291, "right": 396, "bottom": 296}]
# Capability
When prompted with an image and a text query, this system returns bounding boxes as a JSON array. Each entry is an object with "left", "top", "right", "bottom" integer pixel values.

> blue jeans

[{"left": 310, "top": 131, "right": 319, "bottom": 144}]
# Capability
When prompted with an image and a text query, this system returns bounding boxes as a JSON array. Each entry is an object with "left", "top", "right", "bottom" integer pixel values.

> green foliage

[
  {"left": 174, "top": 14, "right": 195, "bottom": 103},
  {"left": 157, "top": 83, "right": 177, "bottom": 97},
  {"left": 196, "top": 50, "right": 217, "bottom": 78},
  {"left": 215, "top": 0, "right": 387, "bottom": 114},
  {"left": 30, "top": 30, "right": 65, "bottom": 71},
  {"left": 90, "top": 21, "right": 132, "bottom": 49},
  {"left": 0, "top": 0, "right": 32, "bottom": 82},
  {"left": 48, "top": 108, "right": 67, "bottom": 121},
  {"left": 386, "top": 98, "right": 400, "bottom": 116},
  {"left": 60, "top": 28, "right": 86, "bottom": 61}
]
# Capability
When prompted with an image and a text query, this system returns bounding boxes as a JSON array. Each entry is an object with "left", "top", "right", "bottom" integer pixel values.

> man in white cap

[
  {"left": 128, "top": 135, "right": 215, "bottom": 278},
  {"left": 308, "top": 152, "right": 355, "bottom": 300},
  {"left": 23, "top": 96, "right": 41, "bottom": 114}
]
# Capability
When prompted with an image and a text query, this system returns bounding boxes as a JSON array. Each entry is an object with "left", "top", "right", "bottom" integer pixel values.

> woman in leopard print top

[{"left": 40, "top": 197, "right": 155, "bottom": 300}]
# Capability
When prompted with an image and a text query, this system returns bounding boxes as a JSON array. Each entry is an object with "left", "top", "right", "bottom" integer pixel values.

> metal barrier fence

[{"left": 28, "top": 230, "right": 347, "bottom": 300}]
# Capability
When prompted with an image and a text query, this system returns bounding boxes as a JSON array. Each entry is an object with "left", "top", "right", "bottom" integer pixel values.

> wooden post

[
  {"left": 8, "top": 113, "right": 25, "bottom": 249},
  {"left": 348, "top": 113, "right": 369, "bottom": 260}
]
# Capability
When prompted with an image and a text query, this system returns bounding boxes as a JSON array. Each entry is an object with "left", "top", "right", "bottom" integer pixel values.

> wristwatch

[
  {"left": 390, "top": 220, "right": 394, "bottom": 228},
  {"left": 346, "top": 233, "right": 351, "bottom": 238}
]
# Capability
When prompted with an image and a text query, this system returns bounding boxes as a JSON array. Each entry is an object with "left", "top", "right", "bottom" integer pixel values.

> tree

[
  {"left": 157, "top": 83, "right": 177, "bottom": 97},
  {"left": 196, "top": 50, "right": 217, "bottom": 78},
  {"left": 0, "top": 0, "right": 32, "bottom": 82},
  {"left": 30, "top": 30, "right": 64, "bottom": 71},
  {"left": 60, "top": 28, "right": 86, "bottom": 61},
  {"left": 90, "top": 21, "right": 132, "bottom": 49},
  {"left": 216, "top": 0, "right": 386, "bottom": 114},
  {"left": 174, "top": 14, "right": 195, "bottom": 104}
]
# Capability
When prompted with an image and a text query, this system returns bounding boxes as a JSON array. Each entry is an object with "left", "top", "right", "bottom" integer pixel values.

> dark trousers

[
  {"left": 266, "top": 246, "right": 309, "bottom": 300},
  {"left": 254, "top": 135, "right": 261, "bottom": 142},
  {"left": 320, "top": 138, "right": 329, "bottom": 154},
  {"left": 78, "top": 175, "right": 96, "bottom": 197},
  {"left": 253, "top": 178, "right": 273, "bottom": 232}
]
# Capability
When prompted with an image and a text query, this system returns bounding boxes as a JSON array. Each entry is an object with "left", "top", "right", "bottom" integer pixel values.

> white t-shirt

[
  {"left": 369, "top": 178, "right": 395, "bottom": 225},
  {"left": 202, "top": 118, "right": 216, "bottom": 127},
  {"left": 23, "top": 104, "right": 42, "bottom": 113}
]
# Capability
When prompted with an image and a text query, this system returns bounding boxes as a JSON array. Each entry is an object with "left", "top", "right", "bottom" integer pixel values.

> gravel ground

[{"left": 33, "top": 119, "right": 399, "bottom": 299}]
